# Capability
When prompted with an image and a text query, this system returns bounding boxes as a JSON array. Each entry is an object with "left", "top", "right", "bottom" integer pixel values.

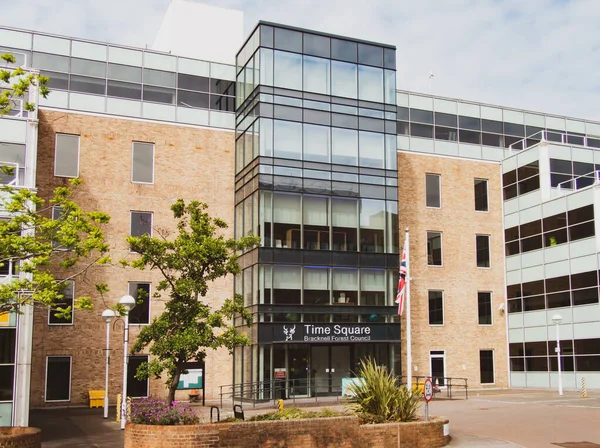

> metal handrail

[
  {"left": 397, "top": 375, "right": 469, "bottom": 400},
  {"left": 557, "top": 170, "right": 600, "bottom": 194}
]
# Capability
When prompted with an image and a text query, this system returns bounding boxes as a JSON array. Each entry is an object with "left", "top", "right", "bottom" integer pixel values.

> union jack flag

[{"left": 395, "top": 241, "right": 408, "bottom": 315}]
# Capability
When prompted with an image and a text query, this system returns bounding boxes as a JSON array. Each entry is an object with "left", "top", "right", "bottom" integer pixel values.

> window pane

[
  {"left": 304, "top": 34, "right": 330, "bottom": 58},
  {"left": 427, "top": 232, "right": 442, "bottom": 265},
  {"left": 474, "top": 179, "right": 488, "bottom": 211},
  {"left": 435, "top": 112, "right": 457, "bottom": 127},
  {"left": 360, "top": 199, "right": 385, "bottom": 253},
  {"left": 177, "top": 90, "right": 209, "bottom": 109},
  {"left": 332, "top": 197, "right": 358, "bottom": 251},
  {"left": 32, "top": 52, "right": 69, "bottom": 72},
  {"left": 482, "top": 133, "right": 503, "bottom": 147},
  {"left": 127, "top": 356, "right": 148, "bottom": 397},
  {"left": 459, "top": 129, "right": 481, "bottom": 144},
  {"left": 428, "top": 290, "right": 443, "bottom": 325},
  {"left": 331, "top": 60, "right": 357, "bottom": 98},
  {"left": 425, "top": 174, "right": 440, "bottom": 208},
  {"left": 0, "top": 329, "right": 16, "bottom": 363},
  {"left": 303, "top": 124, "right": 330, "bottom": 163},
  {"left": 274, "top": 51, "right": 302, "bottom": 90},
  {"left": 358, "top": 65, "right": 383, "bottom": 102},
  {"left": 71, "top": 58, "right": 105, "bottom": 78},
  {"left": 303, "top": 56, "right": 330, "bottom": 95},
  {"left": 331, "top": 39, "right": 357, "bottom": 63},
  {"left": 132, "top": 142, "right": 154, "bottom": 183},
  {"left": 42, "top": 70, "right": 69, "bottom": 90},
  {"left": 478, "top": 292, "right": 492, "bottom": 324},
  {"left": 70, "top": 75, "right": 106, "bottom": 95},
  {"left": 359, "top": 131, "right": 384, "bottom": 168},
  {"left": 411, "top": 109, "right": 433, "bottom": 124},
  {"left": 128, "top": 282, "right": 150, "bottom": 325},
  {"left": 45, "top": 357, "right": 71, "bottom": 401},
  {"left": 178, "top": 73, "right": 209, "bottom": 92},
  {"left": 108, "top": 63, "right": 141, "bottom": 83},
  {"left": 49, "top": 281, "right": 74, "bottom": 325},
  {"left": 274, "top": 120, "right": 302, "bottom": 159},
  {"left": 459, "top": 116, "right": 481, "bottom": 130},
  {"left": 143, "top": 68, "right": 175, "bottom": 87},
  {"left": 142, "top": 85, "right": 175, "bottom": 104},
  {"left": 476, "top": 235, "right": 490, "bottom": 267},
  {"left": 480, "top": 350, "right": 494, "bottom": 383},
  {"left": 332, "top": 128, "right": 358, "bottom": 166},
  {"left": 568, "top": 205, "right": 594, "bottom": 225},
  {"left": 107, "top": 80, "right": 141, "bottom": 100},
  {"left": 435, "top": 126, "right": 457, "bottom": 141},
  {"left": 131, "top": 212, "right": 152, "bottom": 237},
  {"left": 54, "top": 134, "right": 79, "bottom": 178},
  {"left": 274, "top": 28, "right": 302, "bottom": 53},
  {"left": 410, "top": 123, "right": 433, "bottom": 138},
  {"left": 482, "top": 119, "right": 503, "bottom": 133}
]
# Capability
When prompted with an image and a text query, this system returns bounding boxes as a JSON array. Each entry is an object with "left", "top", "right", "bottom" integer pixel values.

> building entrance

[{"left": 310, "top": 345, "right": 351, "bottom": 396}]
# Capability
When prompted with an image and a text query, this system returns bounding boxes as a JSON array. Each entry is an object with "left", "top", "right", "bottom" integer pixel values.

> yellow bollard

[
  {"left": 277, "top": 399, "right": 284, "bottom": 411},
  {"left": 116, "top": 394, "right": 121, "bottom": 422},
  {"left": 582, "top": 377, "right": 588, "bottom": 398}
]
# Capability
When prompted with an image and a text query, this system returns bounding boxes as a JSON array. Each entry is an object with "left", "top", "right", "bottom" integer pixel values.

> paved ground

[{"left": 29, "top": 389, "right": 600, "bottom": 447}]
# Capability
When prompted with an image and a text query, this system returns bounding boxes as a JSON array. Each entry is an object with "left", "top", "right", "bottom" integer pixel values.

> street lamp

[
  {"left": 101, "top": 309, "right": 115, "bottom": 419},
  {"left": 552, "top": 314, "right": 563, "bottom": 396},
  {"left": 119, "top": 295, "right": 136, "bottom": 430}
]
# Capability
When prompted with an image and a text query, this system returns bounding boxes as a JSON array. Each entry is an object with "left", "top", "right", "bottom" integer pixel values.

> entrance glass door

[
  {"left": 430, "top": 350, "right": 446, "bottom": 387},
  {"left": 310, "top": 345, "right": 351, "bottom": 396}
]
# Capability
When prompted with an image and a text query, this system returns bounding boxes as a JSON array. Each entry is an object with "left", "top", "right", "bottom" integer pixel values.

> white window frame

[
  {"left": 131, "top": 141, "right": 155, "bottom": 184},
  {"left": 130, "top": 211, "right": 153, "bottom": 237},
  {"left": 128, "top": 281, "right": 151, "bottom": 326},
  {"left": 476, "top": 234, "right": 491, "bottom": 269},
  {"left": 477, "top": 291, "right": 493, "bottom": 326},
  {"left": 429, "top": 350, "right": 446, "bottom": 388},
  {"left": 425, "top": 173, "right": 441, "bottom": 209},
  {"left": 479, "top": 349, "right": 495, "bottom": 385},
  {"left": 54, "top": 133, "right": 80, "bottom": 178},
  {"left": 44, "top": 355, "right": 72, "bottom": 402},
  {"left": 428, "top": 290, "right": 444, "bottom": 326},
  {"left": 474, "top": 178, "right": 489, "bottom": 212},
  {"left": 48, "top": 280, "right": 74, "bottom": 326},
  {"left": 426, "top": 231, "right": 443, "bottom": 267}
]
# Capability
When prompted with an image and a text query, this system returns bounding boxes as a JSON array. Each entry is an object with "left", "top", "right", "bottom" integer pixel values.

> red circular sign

[{"left": 424, "top": 379, "right": 434, "bottom": 402}]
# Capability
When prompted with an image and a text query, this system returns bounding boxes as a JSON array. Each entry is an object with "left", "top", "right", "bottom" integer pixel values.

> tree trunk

[{"left": 167, "top": 366, "right": 182, "bottom": 404}]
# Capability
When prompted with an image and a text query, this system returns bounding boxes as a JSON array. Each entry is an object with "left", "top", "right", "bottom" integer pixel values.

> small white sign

[{"left": 443, "top": 423, "right": 450, "bottom": 436}]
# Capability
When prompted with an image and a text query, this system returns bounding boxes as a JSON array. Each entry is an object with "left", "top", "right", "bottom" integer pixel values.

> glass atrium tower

[{"left": 233, "top": 23, "right": 400, "bottom": 396}]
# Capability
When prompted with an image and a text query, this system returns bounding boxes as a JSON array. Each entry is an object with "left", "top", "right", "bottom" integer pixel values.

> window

[
  {"left": 45, "top": 356, "right": 71, "bottom": 401},
  {"left": 474, "top": 179, "right": 488, "bottom": 212},
  {"left": 476, "top": 235, "right": 490, "bottom": 268},
  {"left": 0, "top": 328, "right": 16, "bottom": 403},
  {"left": 131, "top": 142, "right": 154, "bottom": 183},
  {"left": 425, "top": 174, "right": 440, "bottom": 208},
  {"left": 127, "top": 355, "right": 149, "bottom": 397},
  {"left": 130, "top": 212, "right": 152, "bottom": 237},
  {"left": 479, "top": 350, "right": 494, "bottom": 384},
  {"left": 428, "top": 290, "right": 443, "bottom": 325},
  {"left": 54, "top": 134, "right": 80, "bottom": 178},
  {"left": 51, "top": 206, "right": 70, "bottom": 250},
  {"left": 48, "top": 281, "right": 74, "bottom": 325},
  {"left": 427, "top": 231, "right": 442, "bottom": 266},
  {"left": 128, "top": 282, "right": 150, "bottom": 325},
  {"left": 478, "top": 292, "right": 492, "bottom": 325}
]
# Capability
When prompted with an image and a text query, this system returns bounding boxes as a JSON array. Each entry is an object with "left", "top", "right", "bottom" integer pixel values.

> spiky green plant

[{"left": 347, "top": 357, "right": 421, "bottom": 423}]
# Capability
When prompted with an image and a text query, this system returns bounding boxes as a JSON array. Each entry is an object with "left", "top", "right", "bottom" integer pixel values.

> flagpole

[{"left": 405, "top": 228, "right": 412, "bottom": 390}]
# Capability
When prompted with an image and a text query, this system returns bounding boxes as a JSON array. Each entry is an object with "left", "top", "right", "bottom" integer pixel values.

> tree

[
  {"left": 127, "top": 199, "right": 259, "bottom": 403},
  {"left": 0, "top": 179, "right": 111, "bottom": 317},
  {"left": 1, "top": 53, "right": 49, "bottom": 116}
]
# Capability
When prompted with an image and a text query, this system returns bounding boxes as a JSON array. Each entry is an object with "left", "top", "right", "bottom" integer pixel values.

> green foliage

[
  {"left": 129, "top": 397, "right": 199, "bottom": 425},
  {"left": 126, "top": 200, "right": 260, "bottom": 403},
  {"left": 1, "top": 53, "right": 50, "bottom": 116},
  {"left": 0, "top": 179, "right": 111, "bottom": 317},
  {"left": 347, "top": 357, "right": 421, "bottom": 423},
  {"left": 246, "top": 407, "right": 346, "bottom": 422}
]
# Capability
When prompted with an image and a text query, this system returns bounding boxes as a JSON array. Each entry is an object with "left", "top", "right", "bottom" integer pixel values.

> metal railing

[
  {"left": 557, "top": 170, "right": 600, "bottom": 194},
  {"left": 219, "top": 378, "right": 345, "bottom": 409},
  {"left": 397, "top": 375, "right": 469, "bottom": 400},
  {"left": 508, "top": 129, "right": 600, "bottom": 152}
]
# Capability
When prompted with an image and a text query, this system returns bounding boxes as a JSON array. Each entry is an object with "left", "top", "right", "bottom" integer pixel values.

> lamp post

[
  {"left": 119, "top": 295, "right": 136, "bottom": 430},
  {"left": 101, "top": 309, "right": 115, "bottom": 419},
  {"left": 552, "top": 314, "right": 563, "bottom": 396}
]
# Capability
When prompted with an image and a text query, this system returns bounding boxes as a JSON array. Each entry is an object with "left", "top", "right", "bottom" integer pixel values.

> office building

[{"left": 1, "top": 0, "right": 599, "bottom": 427}]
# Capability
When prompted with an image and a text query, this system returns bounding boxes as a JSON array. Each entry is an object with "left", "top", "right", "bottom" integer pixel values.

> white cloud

[{"left": 4, "top": 0, "right": 600, "bottom": 120}]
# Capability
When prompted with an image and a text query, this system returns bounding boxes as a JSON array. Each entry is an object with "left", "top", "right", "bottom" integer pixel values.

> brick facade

[
  {"left": 398, "top": 152, "right": 508, "bottom": 388},
  {"left": 124, "top": 417, "right": 450, "bottom": 448},
  {"left": 0, "top": 428, "right": 41, "bottom": 448},
  {"left": 30, "top": 110, "right": 236, "bottom": 407}
]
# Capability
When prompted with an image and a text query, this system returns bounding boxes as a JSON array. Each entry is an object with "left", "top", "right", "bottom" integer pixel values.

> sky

[{"left": 4, "top": 0, "right": 600, "bottom": 121}]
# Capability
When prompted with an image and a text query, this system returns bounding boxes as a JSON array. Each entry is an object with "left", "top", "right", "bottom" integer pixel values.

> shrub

[
  {"left": 347, "top": 357, "right": 421, "bottom": 423},
  {"left": 129, "top": 397, "right": 200, "bottom": 425},
  {"left": 248, "top": 407, "right": 345, "bottom": 422}
]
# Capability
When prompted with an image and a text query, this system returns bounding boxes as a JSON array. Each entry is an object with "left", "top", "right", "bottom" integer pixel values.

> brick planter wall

[
  {"left": 0, "top": 428, "right": 41, "bottom": 448},
  {"left": 124, "top": 416, "right": 450, "bottom": 448}
]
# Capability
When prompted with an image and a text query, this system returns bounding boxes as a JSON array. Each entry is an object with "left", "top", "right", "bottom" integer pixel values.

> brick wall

[
  {"left": 31, "top": 110, "right": 236, "bottom": 407},
  {"left": 0, "top": 427, "right": 41, "bottom": 448},
  {"left": 398, "top": 152, "right": 508, "bottom": 388},
  {"left": 124, "top": 416, "right": 450, "bottom": 448}
]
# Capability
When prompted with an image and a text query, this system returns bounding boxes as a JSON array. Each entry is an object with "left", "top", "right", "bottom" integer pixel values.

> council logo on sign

[{"left": 283, "top": 324, "right": 296, "bottom": 341}]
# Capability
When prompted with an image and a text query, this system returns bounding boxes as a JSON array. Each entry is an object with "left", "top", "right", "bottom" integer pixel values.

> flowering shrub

[{"left": 129, "top": 397, "right": 200, "bottom": 425}]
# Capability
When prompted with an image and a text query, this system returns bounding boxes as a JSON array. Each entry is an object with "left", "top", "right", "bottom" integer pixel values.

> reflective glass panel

[
  {"left": 273, "top": 120, "right": 302, "bottom": 159},
  {"left": 303, "top": 55, "right": 330, "bottom": 95},
  {"left": 331, "top": 60, "right": 357, "bottom": 99},
  {"left": 359, "top": 131, "right": 384, "bottom": 168},
  {"left": 332, "top": 127, "right": 358, "bottom": 166},
  {"left": 358, "top": 65, "right": 383, "bottom": 103},
  {"left": 303, "top": 124, "right": 330, "bottom": 163},
  {"left": 274, "top": 51, "right": 302, "bottom": 90}
]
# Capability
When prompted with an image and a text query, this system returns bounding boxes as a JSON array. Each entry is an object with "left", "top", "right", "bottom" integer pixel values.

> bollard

[
  {"left": 582, "top": 377, "right": 587, "bottom": 398},
  {"left": 277, "top": 399, "right": 284, "bottom": 411}
]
